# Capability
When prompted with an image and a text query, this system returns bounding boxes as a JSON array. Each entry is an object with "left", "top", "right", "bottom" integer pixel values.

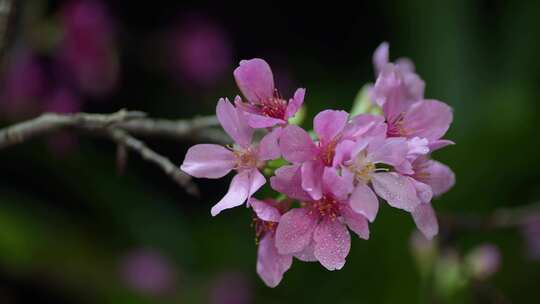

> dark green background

[{"left": 1, "top": 0, "right": 539, "bottom": 303}]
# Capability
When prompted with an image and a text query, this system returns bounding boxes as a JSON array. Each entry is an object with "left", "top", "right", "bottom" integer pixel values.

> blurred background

[{"left": 1, "top": 0, "right": 540, "bottom": 303}]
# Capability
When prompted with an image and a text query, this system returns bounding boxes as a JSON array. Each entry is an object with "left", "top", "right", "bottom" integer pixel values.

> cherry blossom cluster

[{"left": 181, "top": 42, "right": 455, "bottom": 287}]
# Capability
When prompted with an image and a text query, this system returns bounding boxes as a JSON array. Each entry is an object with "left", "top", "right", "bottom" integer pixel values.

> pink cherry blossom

[
  {"left": 372, "top": 42, "right": 425, "bottom": 101},
  {"left": 233, "top": 58, "right": 305, "bottom": 128},
  {"left": 333, "top": 133, "right": 420, "bottom": 222},
  {"left": 372, "top": 65, "right": 453, "bottom": 142},
  {"left": 371, "top": 44, "right": 453, "bottom": 145},
  {"left": 279, "top": 110, "right": 350, "bottom": 199},
  {"left": 181, "top": 98, "right": 280, "bottom": 216},
  {"left": 272, "top": 166, "right": 369, "bottom": 270},
  {"left": 251, "top": 198, "right": 292, "bottom": 287}
]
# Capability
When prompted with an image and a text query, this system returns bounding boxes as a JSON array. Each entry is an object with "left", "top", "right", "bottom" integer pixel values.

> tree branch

[
  {"left": 0, "top": 109, "right": 229, "bottom": 195},
  {"left": 107, "top": 129, "right": 199, "bottom": 196}
]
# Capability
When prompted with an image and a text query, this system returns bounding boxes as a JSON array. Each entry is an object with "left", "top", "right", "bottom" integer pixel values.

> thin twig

[{"left": 108, "top": 129, "right": 199, "bottom": 196}]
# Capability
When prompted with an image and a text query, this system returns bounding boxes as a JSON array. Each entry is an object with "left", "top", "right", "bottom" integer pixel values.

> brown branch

[{"left": 0, "top": 109, "right": 228, "bottom": 195}]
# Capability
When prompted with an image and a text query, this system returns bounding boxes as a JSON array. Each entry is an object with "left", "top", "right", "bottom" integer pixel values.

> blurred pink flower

[
  {"left": 466, "top": 244, "right": 501, "bottom": 280},
  {"left": 120, "top": 248, "right": 176, "bottom": 296},
  {"left": 46, "top": 87, "right": 81, "bottom": 114},
  {"left": 59, "top": 0, "right": 119, "bottom": 96},
  {"left": 170, "top": 16, "right": 233, "bottom": 87},
  {"left": 209, "top": 271, "right": 252, "bottom": 304},
  {"left": 522, "top": 214, "right": 540, "bottom": 259},
  {"left": 1, "top": 49, "right": 46, "bottom": 119}
]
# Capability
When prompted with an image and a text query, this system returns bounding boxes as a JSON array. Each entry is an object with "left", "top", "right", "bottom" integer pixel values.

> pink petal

[
  {"left": 410, "top": 178, "right": 433, "bottom": 204},
  {"left": 313, "top": 218, "right": 351, "bottom": 271},
  {"left": 371, "top": 172, "right": 421, "bottom": 212},
  {"left": 244, "top": 111, "right": 286, "bottom": 128},
  {"left": 233, "top": 58, "right": 274, "bottom": 104},
  {"left": 275, "top": 208, "right": 318, "bottom": 255},
  {"left": 349, "top": 184, "right": 379, "bottom": 222},
  {"left": 285, "top": 88, "right": 305, "bottom": 120},
  {"left": 416, "top": 159, "right": 455, "bottom": 196},
  {"left": 313, "top": 110, "right": 349, "bottom": 144},
  {"left": 350, "top": 137, "right": 373, "bottom": 160},
  {"left": 367, "top": 137, "right": 409, "bottom": 167},
  {"left": 248, "top": 169, "right": 266, "bottom": 197},
  {"left": 258, "top": 127, "right": 282, "bottom": 161},
  {"left": 401, "top": 70, "right": 425, "bottom": 101},
  {"left": 395, "top": 57, "right": 416, "bottom": 74},
  {"left": 181, "top": 144, "right": 235, "bottom": 178},
  {"left": 373, "top": 42, "right": 389, "bottom": 75},
  {"left": 344, "top": 114, "right": 387, "bottom": 139},
  {"left": 411, "top": 203, "right": 439, "bottom": 239},
  {"left": 211, "top": 171, "right": 250, "bottom": 216},
  {"left": 250, "top": 198, "right": 281, "bottom": 222},
  {"left": 333, "top": 139, "right": 355, "bottom": 167},
  {"left": 211, "top": 169, "right": 265, "bottom": 216},
  {"left": 216, "top": 97, "right": 253, "bottom": 148},
  {"left": 257, "top": 234, "right": 293, "bottom": 288},
  {"left": 322, "top": 167, "right": 353, "bottom": 201},
  {"left": 428, "top": 139, "right": 455, "bottom": 151},
  {"left": 402, "top": 99, "right": 453, "bottom": 141},
  {"left": 407, "top": 137, "right": 430, "bottom": 157},
  {"left": 301, "top": 160, "right": 324, "bottom": 200},
  {"left": 270, "top": 164, "right": 312, "bottom": 201},
  {"left": 279, "top": 125, "right": 318, "bottom": 163},
  {"left": 340, "top": 204, "right": 370, "bottom": 239},
  {"left": 293, "top": 240, "right": 317, "bottom": 262},
  {"left": 373, "top": 64, "right": 416, "bottom": 115}
]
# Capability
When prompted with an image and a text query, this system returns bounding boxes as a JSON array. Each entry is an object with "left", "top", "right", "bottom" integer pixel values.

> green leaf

[
  {"left": 288, "top": 105, "right": 307, "bottom": 126},
  {"left": 350, "top": 84, "right": 382, "bottom": 116}
]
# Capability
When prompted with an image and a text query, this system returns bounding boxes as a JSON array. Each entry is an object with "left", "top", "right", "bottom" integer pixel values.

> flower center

[
  {"left": 259, "top": 96, "right": 287, "bottom": 119},
  {"left": 319, "top": 139, "right": 338, "bottom": 166},
  {"left": 387, "top": 112, "right": 409, "bottom": 137},
  {"left": 309, "top": 194, "right": 341, "bottom": 220},
  {"left": 253, "top": 217, "right": 277, "bottom": 243},
  {"left": 233, "top": 147, "right": 260, "bottom": 170},
  {"left": 348, "top": 151, "right": 376, "bottom": 183}
]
